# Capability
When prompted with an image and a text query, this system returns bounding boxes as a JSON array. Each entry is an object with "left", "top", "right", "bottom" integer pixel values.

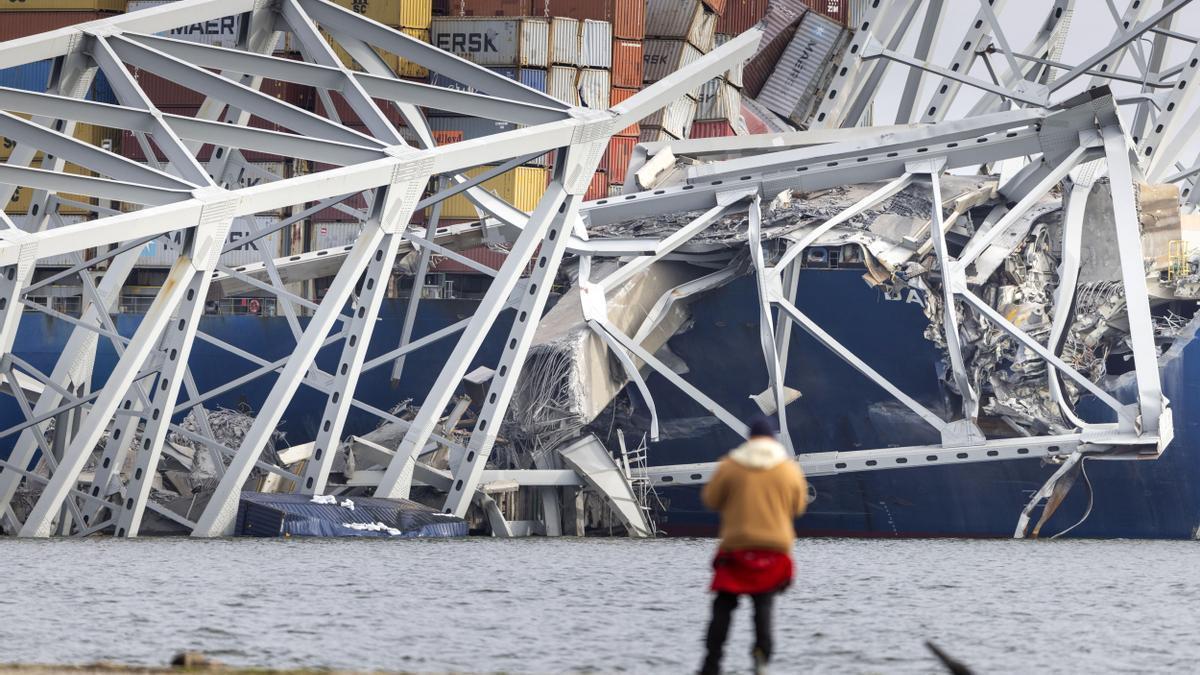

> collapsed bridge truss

[{"left": 0, "top": 0, "right": 1193, "bottom": 538}]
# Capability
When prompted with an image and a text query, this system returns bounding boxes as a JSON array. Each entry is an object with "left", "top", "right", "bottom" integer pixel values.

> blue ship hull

[{"left": 3, "top": 269, "right": 1197, "bottom": 538}]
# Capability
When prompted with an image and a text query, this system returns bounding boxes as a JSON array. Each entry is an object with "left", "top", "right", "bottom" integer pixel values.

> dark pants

[{"left": 700, "top": 591, "right": 774, "bottom": 674}]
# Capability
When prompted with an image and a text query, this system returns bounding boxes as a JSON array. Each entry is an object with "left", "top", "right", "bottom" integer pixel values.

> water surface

[{"left": 0, "top": 537, "right": 1194, "bottom": 673}]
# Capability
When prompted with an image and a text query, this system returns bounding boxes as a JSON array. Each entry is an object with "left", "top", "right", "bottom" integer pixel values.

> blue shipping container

[
  {"left": 90, "top": 71, "right": 118, "bottom": 104},
  {"left": 0, "top": 60, "right": 51, "bottom": 93},
  {"left": 429, "top": 67, "right": 546, "bottom": 94}
]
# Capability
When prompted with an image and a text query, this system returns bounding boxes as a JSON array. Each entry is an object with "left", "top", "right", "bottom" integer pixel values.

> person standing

[{"left": 698, "top": 417, "right": 808, "bottom": 675}]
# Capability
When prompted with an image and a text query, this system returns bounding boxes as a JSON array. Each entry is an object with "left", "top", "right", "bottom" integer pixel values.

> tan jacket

[{"left": 701, "top": 437, "right": 808, "bottom": 552}]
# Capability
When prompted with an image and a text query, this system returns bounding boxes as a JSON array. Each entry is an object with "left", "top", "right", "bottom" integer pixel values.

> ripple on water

[{"left": 0, "top": 537, "right": 1195, "bottom": 673}]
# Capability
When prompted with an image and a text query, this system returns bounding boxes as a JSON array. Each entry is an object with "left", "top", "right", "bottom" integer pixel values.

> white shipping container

[
  {"left": 715, "top": 34, "right": 744, "bottom": 88},
  {"left": 643, "top": 39, "right": 703, "bottom": 84},
  {"left": 431, "top": 17, "right": 549, "bottom": 68},
  {"left": 220, "top": 216, "right": 285, "bottom": 268},
  {"left": 642, "top": 96, "right": 697, "bottom": 139},
  {"left": 547, "top": 65, "right": 579, "bottom": 105},
  {"left": 580, "top": 20, "right": 613, "bottom": 68},
  {"left": 549, "top": 17, "right": 581, "bottom": 66},
  {"left": 645, "top": 0, "right": 703, "bottom": 39},
  {"left": 759, "top": 12, "right": 847, "bottom": 125},
  {"left": 226, "top": 162, "right": 289, "bottom": 191},
  {"left": 312, "top": 222, "right": 362, "bottom": 250},
  {"left": 688, "top": 9, "right": 717, "bottom": 52},
  {"left": 695, "top": 78, "right": 741, "bottom": 121},
  {"left": 127, "top": 1, "right": 242, "bottom": 48},
  {"left": 577, "top": 69, "right": 611, "bottom": 110},
  {"left": 638, "top": 125, "right": 681, "bottom": 144}
]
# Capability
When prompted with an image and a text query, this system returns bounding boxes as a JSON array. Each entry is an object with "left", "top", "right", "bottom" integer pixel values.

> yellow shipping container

[
  {"left": 325, "top": 27, "right": 429, "bottom": 78},
  {"left": 5, "top": 162, "right": 95, "bottom": 216},
  {"left": 1, "top": 119, "right": 120, "bottom": 161},
  {"left": 0, "top": 0, "right": 123, "bottom": 10},
  {"left": 334, "top": 0, "right": 431, "bottom": 29},
  {"left": 432, "top": 166, "right": 547, "bottom": 220}
]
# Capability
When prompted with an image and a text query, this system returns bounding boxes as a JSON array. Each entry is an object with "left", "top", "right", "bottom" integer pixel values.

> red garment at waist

[{"left": 710, "top": 549, "right": 793, "bottom": 595}]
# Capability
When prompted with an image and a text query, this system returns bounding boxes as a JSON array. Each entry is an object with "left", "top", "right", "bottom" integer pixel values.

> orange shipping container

[
  {"left": 689, "top": 119, "right": 736, "bottom": 138},
  {"left": 584, "top": 170, "right": 607, "bottom": 201},
  {"left": 545, "top": 0, "right": 644, "bottom": 40},
  {"left": 609, "top": 86, "right": 640, "bottom": 137},
  {"left": 611, "top": 40, "right": 644, "bottom": 88},
  {"left": 602, "top": 136, "right": 637, "bottom": 185}
]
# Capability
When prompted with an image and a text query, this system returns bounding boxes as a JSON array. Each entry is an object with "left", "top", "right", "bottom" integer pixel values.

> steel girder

[{"left": 0, "top": 0, "right": 1188, "bottom": 539}]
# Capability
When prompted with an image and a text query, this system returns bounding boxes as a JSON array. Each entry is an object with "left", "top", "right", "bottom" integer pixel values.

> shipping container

[
  {"left": 689, "top": 8, "right": 717, "bottom": 52},
  {"left": 4, "top": 161, "right": 95, "bottom": 216},
  {"left": 547, "top": 65, "right": 578, "bottom": 105},
  {"left": 131, "top": 65, "right": 315, "bottom": 109},
  {"left": 641, "top": 95, "right": 697, "bottom": 138},
  {"left": 716, "top": 0, "right": 767, "bottom": 35},
  {"left": 549, "top": 16, "right": 580, "bottom": 66},
  {"left": 0, "top": 11, "right": 114, "bottom": 41},
  {"left": 91, "top": 71, "right": 118, "bottom": 104},
  {"left": 579, "top": 20, "right": 612, "bottom": 68},
  {"left": 584, "top": 170, "right": 607, "bottom": 201},
  {"left": 426, "top": 115, "right": 517, "bottom": 140},
  {"left": 602, "top": 136, "right": 636, "bottom": 185},
  {"left": 804, "top": 0, "right": 848, "bottom": 25},
  {"left": 695, "top": 77, "right": 740, "bottom": 121},
  {"left": 226, "top": 161, "right": 290, "bottom": 191},
  {"left": 316, "top": 91, "right": 406, "bottom": 126},
  {"left": 758, "top": 12, "right": 847, "bottom": 125},
  {"left": 220, "top": 216, "right": 286, "bottom": 268},
  {"left": 430, "top": 17, "right": 549, "bottom": 68},
  {"left": 611, "top": 39, "right": 643, "bottom": 88},
  {"left": 762, "top": 0, "right": 807, "bottom": 43},
  {"left": 546, "top": 0, "right": 643, "bottom": 40},
  {"left": 324, "top": 26, "right": 431, "bottom": 78},
  {"left": 310, "top": 221, "right": 362, "bottom": 250},
  {"left": 638, "top": 125, "right": 680, "bottom": 144},
  {"left": 0, "top": 60, "right": 51, "bottom": 93},
  {"left": 1, "top": 117, "right": 119, "bottom": 161},
  {"left": 714, "top": 33, "right": 743, "bottom": 87},
  {"left": 0, "top": 0, "right": 122, "bottom": 10},
  {"left": 576, "top": 68, "right": 610, "bottom": 109},
  {"left": 642, "top": 38, "right": 702, "bottom": 84},
  {"left": 609, "top": 86, "right": 640, "bottom": 137},
  {"left": 128, "top": 1, "right": 242, "bottom": 48},
  {"left": 332, "top": 0, "right": 433, "bottom": 29},
  {"left": 452, "top": 0, "right": 532, "bottom": 16},
  {"left": 689, "top": 119, "right": 736, "bottom": 138},
  {"left": 645, "top": 0, "right": 702, "bottom": 40},
  {"left": 701, "top": 0, "right": 726, "bottom": 14},
  {"left": 428, "top": 245, "right": 513, "bottom": 274},
  {"left": 432, "top": 165, "right": 547, "bottom": 219},
  {"left": 742, "top": 15, "right": 801, "bottom": 97},
  {"left": 133, "top": 230, "right": 187, "bottom": 267}
]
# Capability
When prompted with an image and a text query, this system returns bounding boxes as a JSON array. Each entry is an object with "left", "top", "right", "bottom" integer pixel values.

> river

[{"left": 0, "top": 537, "right": 1194, "bottom": 673}]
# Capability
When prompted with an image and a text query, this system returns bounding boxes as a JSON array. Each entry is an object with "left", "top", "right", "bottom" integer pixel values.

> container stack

[
  {"left": 0, "top": 0, "right": 125, "bottom": 218},
  {"left": 320, "top": 0, "right": 433, "bottom": 78},
  {"left": 640, "top": 0, "right": 722, "bottom": 144}
]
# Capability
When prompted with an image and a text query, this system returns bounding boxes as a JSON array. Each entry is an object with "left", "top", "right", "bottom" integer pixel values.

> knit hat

[{"left": 748, "top": 415, "right": 777, "bottom": 439}]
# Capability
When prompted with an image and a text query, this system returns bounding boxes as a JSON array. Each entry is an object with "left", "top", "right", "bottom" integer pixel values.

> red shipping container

[
  {"left": 742, "top": 18, "right": 801, "bottom": 97},
  {"left": 602, "top": 136, "right": 637, "bottom": 184},
  {"left": 316, "top": 91, "right": 406, "bottom": 126},
  {"left": 133, "top": 63, "right": 315, "bottom": 109},
  {"left": 546, "top": 0, "right": 644, "bottom": 39},
  {"left": 702, "top": 0, "right": 728, "bottom": 15},
  {"left": 584, "top": 170, "right": 608, "bottom": 201},
  {"left": 0, "top": 11, "right": 117, "bottom": 41},
  {"left": 611, "top": 40, "right": 644, "bottom": 89},
  {"left": 609, "top": 86, "right": 641, "bottom": 137},
  {"left": 716, "top": 0, "right": 767, "bottom": 34},
  {"left": 803, "top": 0, "right": 848, "bottom": 25},
  {"left": 689, "top": 120, "right": 736, "bottom": 138}
]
